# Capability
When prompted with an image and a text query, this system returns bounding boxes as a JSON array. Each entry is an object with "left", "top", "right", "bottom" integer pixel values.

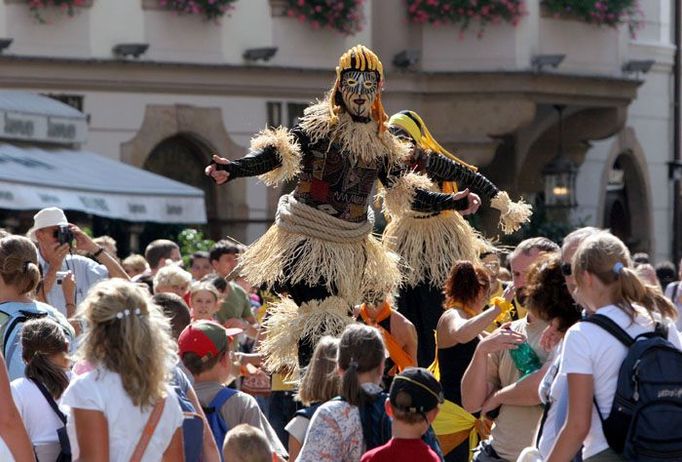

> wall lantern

[{"left": 542, "top": 105, "right": 577, "bottom": 207}]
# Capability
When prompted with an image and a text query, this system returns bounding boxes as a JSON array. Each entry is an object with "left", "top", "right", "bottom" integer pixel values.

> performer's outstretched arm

[
  {"left": 213, "top": 145, "right": 282, "bottom": 180},
  {"left": 423, "top": 151, "right": 532, "bottom": 234},
  {"left": 379, "top": 160, "right": 476, "bottom": 214},
  {"left": 425, "top": 151, "right": 500, "bottom": 203},
  {"left": 206, "top": 126, "right": 305, "bottom": 186}
]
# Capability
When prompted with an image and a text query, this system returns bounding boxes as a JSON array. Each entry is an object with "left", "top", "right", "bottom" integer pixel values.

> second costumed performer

[
  {"left": 385, "top": 110, "right": 533, "bottom": 367},
  {"left": 205, "top": 45, "right": 481, "bottom": 371}
]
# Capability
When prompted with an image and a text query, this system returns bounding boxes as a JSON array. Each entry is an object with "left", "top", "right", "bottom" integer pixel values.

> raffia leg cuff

[{"left": 258, "top": 296, "right": 354, "bottom": 374}]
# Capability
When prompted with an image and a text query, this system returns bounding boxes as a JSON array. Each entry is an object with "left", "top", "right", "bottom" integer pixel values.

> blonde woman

[
  {"left": 153, "top": 265, "right": 192, "bottom": 298},
  {"left": 285, "top": 336, "right": 340, "bottom": 460},
  {"left": 61, "top": 279, "right": 184, "bottom": 461},
  {"left": 546, "top": 233, "right": 681, "bottom": 462}
]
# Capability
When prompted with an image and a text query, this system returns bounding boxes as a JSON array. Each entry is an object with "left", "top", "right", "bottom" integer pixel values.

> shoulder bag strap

[
  {"left": 582, "top": 314, "right": 634, "bottom": 347},
  {"left": 130, "top": 398, "right": 165, "bottom": 462},
  {"left": 31, "top": 379, "right": 67, "bottom": 424}
]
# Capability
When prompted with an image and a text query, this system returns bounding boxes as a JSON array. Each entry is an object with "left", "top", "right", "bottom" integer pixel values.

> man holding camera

[{"left": 28, "top": 207, "right": 129, "bottom": 317}]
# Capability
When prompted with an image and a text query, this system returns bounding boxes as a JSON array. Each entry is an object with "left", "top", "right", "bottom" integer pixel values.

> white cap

[{"left": 27, "top": 207, "right": 68, "bottom": 241}]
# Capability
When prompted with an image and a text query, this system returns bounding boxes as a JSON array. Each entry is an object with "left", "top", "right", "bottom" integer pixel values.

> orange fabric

[
  {"left": 437, "top": 429, "right": 470, "bottom": 455},
  {"left": 360, "top": 302, "right": 415, "bottom": 372}
]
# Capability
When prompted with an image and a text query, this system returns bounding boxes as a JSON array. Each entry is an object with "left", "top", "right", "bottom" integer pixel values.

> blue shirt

[{"left": 39, "top": 253, "right": 108, "bottom": 316}]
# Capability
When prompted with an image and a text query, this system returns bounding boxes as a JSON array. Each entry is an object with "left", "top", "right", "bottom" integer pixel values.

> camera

[{"left": 54, "top": 225, "right": 74, "bottom": 246}]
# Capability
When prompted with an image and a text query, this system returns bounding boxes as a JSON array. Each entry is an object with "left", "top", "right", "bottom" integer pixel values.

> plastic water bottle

[{"left": 509, "top": 341, "right": 542, "bottom": 378}]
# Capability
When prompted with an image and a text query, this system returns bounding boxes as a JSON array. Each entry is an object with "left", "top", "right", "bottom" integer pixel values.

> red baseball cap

[{"left": 178, "top": 321, "right": 242, "bottom": 360}]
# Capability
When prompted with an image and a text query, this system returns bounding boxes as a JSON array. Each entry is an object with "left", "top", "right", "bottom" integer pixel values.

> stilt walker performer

[
  {"left": 205, "top": 46, "right": 480, "bottom": 371},
  {"left": 385, "top": 110, "right": 533, "bottom": 367}
]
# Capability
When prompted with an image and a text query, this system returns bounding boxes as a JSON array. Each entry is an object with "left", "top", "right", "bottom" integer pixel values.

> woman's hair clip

[
  {"left": 115, "top": 308, "right": 137, "bottom": 320},
  {"left": 348, "top": 358, "right": 359, "bottom": 369},
  {"left": 613, "top": 261, "right": 625, "bottom": 275},
  {"left": 134, "top": 308, "right": 142, "bottom": 316}
]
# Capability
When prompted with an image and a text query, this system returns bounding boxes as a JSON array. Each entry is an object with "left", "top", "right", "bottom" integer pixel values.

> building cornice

[{"left": 0, "top": 54, "right": 641, "bottom": 106}]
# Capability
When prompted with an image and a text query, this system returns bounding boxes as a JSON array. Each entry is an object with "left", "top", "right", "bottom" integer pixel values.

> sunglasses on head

[{"left": 560, "top": 262, "right": 572, "bottom": 277}]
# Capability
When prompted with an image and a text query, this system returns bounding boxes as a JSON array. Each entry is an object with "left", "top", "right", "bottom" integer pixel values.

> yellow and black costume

[
  {"left": 213, "top": 47, "right": 473, "bottom": 370},
  {"left": 385, "top": 110, "right": 532, "bottom": 367}
]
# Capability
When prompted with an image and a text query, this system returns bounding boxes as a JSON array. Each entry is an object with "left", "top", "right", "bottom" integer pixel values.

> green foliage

[{"left": 177, "top": 228, "right": 215, "bottom": 267}]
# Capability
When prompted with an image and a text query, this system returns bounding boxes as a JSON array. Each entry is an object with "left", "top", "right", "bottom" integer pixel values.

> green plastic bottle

[{"left": 509, "top": 341, "right": 542, "bottom": 378}]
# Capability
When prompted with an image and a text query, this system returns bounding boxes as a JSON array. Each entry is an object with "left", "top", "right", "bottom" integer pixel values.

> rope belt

[{"left": 275, "top": 194, "right": 373, "bottom": 243}]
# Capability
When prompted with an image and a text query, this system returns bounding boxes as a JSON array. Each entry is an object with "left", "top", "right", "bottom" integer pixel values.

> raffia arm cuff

[
  {"left": 491, "top": 191, "right": 533, "bottom": 234},
  {"left": 381, "top": 172, "right": 436, "bottom": 218},
  {"left": 250, "top": 127, "right": 302, "bottom": 187}
]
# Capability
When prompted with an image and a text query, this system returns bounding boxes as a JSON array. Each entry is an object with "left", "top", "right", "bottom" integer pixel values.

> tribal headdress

[
  {"left": 388, "top": 110, "right": 478, "bottom": 173},
  {"left": 329, "top": 44, "right": 388, "bottom": 133}
]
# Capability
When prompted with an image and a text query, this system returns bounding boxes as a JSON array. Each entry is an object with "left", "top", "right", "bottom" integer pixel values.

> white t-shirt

[
  {"left": 285, "top": 414, "right": 310, "bottom": 445},
  {"left": 10, "top": 378, "right": 65, "bottom": 446},
  {"left": 0, "top": 437, "right": 14, "bottom": 462},
  {"left": 61, "top": 367, "right": 183, "bottom": 462},
  {"left": 559, "top": 305, "right": 682, "bottom": 458}
]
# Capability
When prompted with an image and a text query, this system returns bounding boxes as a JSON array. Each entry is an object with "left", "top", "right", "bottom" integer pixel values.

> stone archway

[
  {"left": 598, "top": 128, "right": 653, "bottom": 253},
  {"left": 121, "top": 104, "right": 248, "bottom": 242}
]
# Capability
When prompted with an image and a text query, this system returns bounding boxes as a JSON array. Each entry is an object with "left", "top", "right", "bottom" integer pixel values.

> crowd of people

[
  {"left": 2, "top": 43, "right": 682, "bottom": 462},
  {"left": 0, "top": 207, "right": 681, "bottom": 461}
]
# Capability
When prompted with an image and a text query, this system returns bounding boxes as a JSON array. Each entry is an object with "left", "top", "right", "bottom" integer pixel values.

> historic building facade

[{"left": 0, "top": 0, "right": 675, "bottom": 260}]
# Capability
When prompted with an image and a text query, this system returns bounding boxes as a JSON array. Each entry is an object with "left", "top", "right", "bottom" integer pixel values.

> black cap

[{"left": 389, "top": 367, "right": 444, "bottom": 414}]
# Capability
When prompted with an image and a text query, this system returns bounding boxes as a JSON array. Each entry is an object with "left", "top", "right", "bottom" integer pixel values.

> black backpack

[{"left": 583, "top": 314, "right": 682, "bottom": 461}]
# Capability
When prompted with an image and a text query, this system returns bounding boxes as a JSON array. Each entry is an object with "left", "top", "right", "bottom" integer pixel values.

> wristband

[{"left": 92, "top": 247, "right": 105, "bottom": 259}]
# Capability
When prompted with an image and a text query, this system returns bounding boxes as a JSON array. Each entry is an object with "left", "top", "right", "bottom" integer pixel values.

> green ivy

[{"left": 177, "top": 228, "right": 215, "bottom": 267}]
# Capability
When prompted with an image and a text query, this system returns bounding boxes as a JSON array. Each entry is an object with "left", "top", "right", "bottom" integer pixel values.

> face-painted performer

[
  {"left": 205, "top": 46, "right": 480, "bottom": 371},
  {"left": 385, "top": 110, "right": 532, "bottom": 367}
]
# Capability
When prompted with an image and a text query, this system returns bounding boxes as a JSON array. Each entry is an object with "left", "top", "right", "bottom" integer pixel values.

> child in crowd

[
  {"left": 546, "top": 232, "right": 682, "bottom": 461},
  {"left": 361, "top": 368, "right": 444, "bottom": 462},
  {"left": 189, "top": 281, "right": 221, "bottom": 322},
  {"left": 296, "top": 324, "right": 451, "bottom": 462},
  {"left": 61, "top": 279, "right": 184, "bottom": 461},
  {"left": 153, "top": 292, "right": 222, "bottom": 462},
  {"left": 11, "top": 318, "right": 71, "bottom": 462},
  {"left": 122, "top": 254, "right": 149, "bottom": 279},
  {"left": 224, "top": 424, "right": 276, "bottom": 462},
  {"left": 285, "top": 336, "right": 341, "bottom": 460},
  {"left": 152, "top": 292, "right": 192, "bottom": 341},
  {"left": 0, "top": 235, "right": 74, "bottom": 380},
  {"left": 178, "top": 320, "right": 287, "bottom": 460}
]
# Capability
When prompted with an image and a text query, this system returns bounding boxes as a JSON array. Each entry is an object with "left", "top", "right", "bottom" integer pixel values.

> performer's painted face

[{"left": 340, "top": 70, "right": 379, "bottom": 119}]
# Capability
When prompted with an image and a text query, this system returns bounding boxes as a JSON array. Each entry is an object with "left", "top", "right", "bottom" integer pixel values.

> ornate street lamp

[{"left": 543, "top": 105, "right": 577, "bottom": 208}]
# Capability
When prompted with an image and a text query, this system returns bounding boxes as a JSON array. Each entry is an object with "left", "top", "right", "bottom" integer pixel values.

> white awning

[{"left": 0, "top": 143, "right": 207, "bottom": 224}]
